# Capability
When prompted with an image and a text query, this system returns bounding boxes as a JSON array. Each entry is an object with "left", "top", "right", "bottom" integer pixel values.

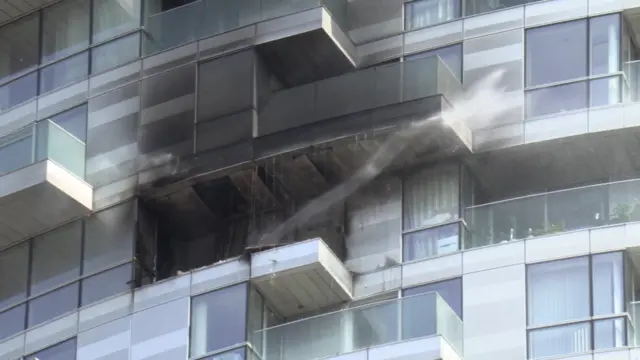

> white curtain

[
  {"left": 407, "top": 0, "right": 457, "bottom": 30},
  {"left": 528, "top": 257, "right": 590, "bottom": 357},
  {"left": 403, "top": 166, "right": 459, "bottom": 231},
  {"left": 529, "top": 322, "right": 590, "bottom": 359},
  {"left": 190, "top": 299, "right": 209, "bottom": 358},
  {"left": 592, "top": 252, "right": 624, "bottom": 316},
  {"left": 403, "top": 224, "right": 458, "bottom": 261},
  {"left": 528, "top": 257, "right": 590, "bottom": 326}
]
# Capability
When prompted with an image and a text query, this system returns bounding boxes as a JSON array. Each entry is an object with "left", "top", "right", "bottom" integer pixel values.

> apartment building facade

[{"left": 1, "top": 0, "right": 640, "bottom": 359}]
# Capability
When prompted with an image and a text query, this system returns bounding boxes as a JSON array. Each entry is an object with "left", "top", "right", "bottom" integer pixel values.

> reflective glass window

[
  {"left": 41, "top": 0, "right": 90, "bottom": 63},
  {"left": 190, "top": 283, "right": 248, "bottom": 357}
]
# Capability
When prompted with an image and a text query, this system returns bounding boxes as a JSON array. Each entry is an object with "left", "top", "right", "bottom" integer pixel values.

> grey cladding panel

[
  {"left": 197, "top": 50, "right": 257, "bottom": 122},
  {"left": 77, "top": 316, "right": 132, "bottom": 360},
  {"left": 131, "top": 297, "right": 189, "bottom": 360},
  {"left": 87, "top": 82, "right": 140, "bottom": 188},
  {"left": 196, "top": 109, "right": 255, "bottom": 151},
  {"left": 139, "top": 64, "right": 195, "bottom": 163}
]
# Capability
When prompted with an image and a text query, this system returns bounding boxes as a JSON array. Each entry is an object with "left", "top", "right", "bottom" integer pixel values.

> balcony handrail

[
  {"left": 255, "top": 291, "right": 455, "bottom": 333},
  {"left": 465, "top": 177, "right": 640, "bottom": 210}
]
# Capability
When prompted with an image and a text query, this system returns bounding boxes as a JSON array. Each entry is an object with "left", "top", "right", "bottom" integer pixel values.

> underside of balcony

[
  {"left": 0, "top": 160, "right": 93, "bottom": 249},
  {"left": 255, "top": 6, "right": 356, "bottom": 87}
]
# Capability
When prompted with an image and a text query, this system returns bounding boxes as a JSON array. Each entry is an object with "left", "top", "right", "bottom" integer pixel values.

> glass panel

[
  {"left": 525, "top": 81, "right": 588, "bottom": 118},
  {"left": 592, "top": 252, "right": 624, "bottom": 316},
  {"left": 546, "top": 182, "right": 608, "bottom": 233},
  {"left": 402, "top": 291, "right": 437, "bottom": 340},
  {"left": 201, "top": 0, "right": 261, "bottom": 38},
  {"left": 528, "top": 322, "right": 591, "bottom": 359},
  {"left": 84, "top": 201, "right": 136, "bottom": 274},
  {"left": 590, "top": 76, "right": 621, "bottom": 106},
  {"left": 0, "top": 304, "right": 26, "bottom": 341},
  {"left": 92, "top": 33, "right": 141, "bottom": 74},
  {"left": 201, "top": 347, "right": 246, "bottom": 360},
  {"left": 30, "top": 221, "right": 82, "bottom": 296},
  {"left": 92, "top": 0, "right": 141, "bottom": 43},
  {"left": 405, "top": 0, "right": 461, "bottom": 30},
  {"left": 144, "top": 0, "right": 202, "bottom": 55},
  {"left": 590, "top": 14, "right": 620, "bottom": 76},
  {"left": 36, "top": 119, "right": 87, "bottom": 179},
  {"left": 39, "top": 51, "right": 89, "bottom": 94},
  {"left": 256, "top": 292, "right": 462, "bottom": 360},
  {"left": 0, "top": 13, "right": 39, "bottom": 83},
  {"left": 41, "top": 0, "right": 90, "bottom": 63},
  {"left": 0, "top": 72, "right": 38, "bottom": 112},
  {"left": 594, "top": 317, "right": 627, "bottom": 350},
  {"left": 49, "top": 104, "right": 88, "bottom": 142},
  {"left": 25, "top": 337, "right": 77, "bottom": 360},
  {"left": 81, "top": 263, "right": 133, "bottom": 306},
  {"left": 0, "top": 126, "right": 34, "bottom": 175},
  {"left": 403, "top": 277, "right": 462, "bottom": 318},
  {"left": 403, "top": 223, "right": 459, "bottom": 261},
  {"left": 526, "top": 20, "right": 588, "bottom": 86},
  {"left": 0, "top": 242, "right": 29, "bottom": 310},
  {"left": 405, "top": 44, "right": 462, "bottom": 81},
  {"left": 403, "top": 166, "right": 460, "bottom": 230},
  {"left": 190, "top": 283, "right": 248, "bottom": 358},
  {"left": 28, "top": 282, "right": 79, "bottom": 327},
  {"left": 527, "top": 257, "right": 590, "bottom": 326}
]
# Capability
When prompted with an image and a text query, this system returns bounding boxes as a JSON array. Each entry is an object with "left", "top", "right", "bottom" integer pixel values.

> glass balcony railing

[
  {"left": 144, "top": 0, "right": 347, "bottom": 55},
  {"left": 0, "top": 120, "right": 86, "bottom": 179},
  {"left": 254, "top": 292, "right": 463, "bottom": 360},
  {"left": 464, "top": 179, "right": 640, "bottom": 249},
  {"left": 259, "top": 54, "right": 461, "bottom": 134}
]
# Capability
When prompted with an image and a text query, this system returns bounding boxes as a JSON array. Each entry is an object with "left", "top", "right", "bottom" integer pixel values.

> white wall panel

[{"left": 463, "top": 264, "right": 526, "bottom": 360}]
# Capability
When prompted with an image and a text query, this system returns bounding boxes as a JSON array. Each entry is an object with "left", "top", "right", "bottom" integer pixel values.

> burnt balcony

[{"left": 0, "top": 120, "right": 92, "bottom": 249}]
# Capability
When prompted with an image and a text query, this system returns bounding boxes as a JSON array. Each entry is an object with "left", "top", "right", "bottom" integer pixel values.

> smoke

[{"left": 261, "top": 69, "right": 514, "bottom": 244}]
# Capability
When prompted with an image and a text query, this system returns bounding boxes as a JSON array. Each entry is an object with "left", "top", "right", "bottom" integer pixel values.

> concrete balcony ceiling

[
  {"left": 0, "top": 160, "right": 93, "bottom": 249},
  {"left": 0, "top": 0, "right": 55, "bottom": 25}
]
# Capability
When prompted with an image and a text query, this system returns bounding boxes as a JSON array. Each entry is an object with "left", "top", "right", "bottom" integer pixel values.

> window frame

[
  {"left": 525, "top": 252, "right": 630, "bottom": 359},
  {"left": 524, "top": 14, "right": 624, "bottom": 119}
]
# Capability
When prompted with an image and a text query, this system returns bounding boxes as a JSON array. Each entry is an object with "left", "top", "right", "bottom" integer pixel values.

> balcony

[
  {"left": 144, "top": 0, "right": 354, "bottom": 86},
  {"left": 256, "top": 54, "right": 468, "bottom": 160},
  {"left": 254, "top": 292, "right": 463, "bottom": 360},
  {"left": 0, "top": 120, "right": 92, "bottom": 249},
  {"left": 250, "top": 238, "right": 352, "bottom": 318},
  {"left": 464, "top": 179, "right": 640, "bottom": 250}
]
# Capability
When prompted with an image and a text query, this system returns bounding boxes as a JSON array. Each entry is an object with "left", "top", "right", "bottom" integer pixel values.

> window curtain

[
  {"left": 190, "top": 299, "right": 208, "bottom": 357},
  {"left": 403, "top": 224, "right": 458, "bottom": 261},
  {"left": 592, "top": 252, "right": 624, "bottom": 316},
  {"left": 529, "top": 322, "right": 590, "bottom": 359},
  {"left": 403, "top": 166, "right": 459, "bottom": 230},
  {"left": 407, "top": 0, "right": 457, "bottom": 30},
  {"left": 528, "top": 258, "right": 590, "bottom": 327}
]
